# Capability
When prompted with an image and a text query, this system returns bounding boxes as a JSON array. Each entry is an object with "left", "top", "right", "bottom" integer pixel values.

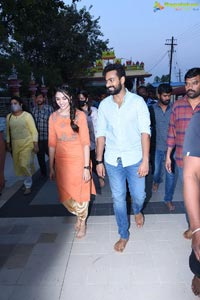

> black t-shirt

[{"left": 183, "top": 110, "right": 200, "bottom": 157}]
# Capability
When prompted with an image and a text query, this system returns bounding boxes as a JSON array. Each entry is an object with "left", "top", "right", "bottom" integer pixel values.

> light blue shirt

[{"left": 96, "top": 90, "right": 151, "bottom": 167}]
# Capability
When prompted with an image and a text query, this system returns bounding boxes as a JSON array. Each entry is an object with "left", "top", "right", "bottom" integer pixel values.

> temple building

[{"left": 84, "top": 51, "right": 152, "bottom": 89}]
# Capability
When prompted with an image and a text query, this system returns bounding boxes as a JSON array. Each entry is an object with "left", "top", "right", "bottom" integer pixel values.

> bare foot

[
  {"left": 114, "top": 238, "right": 128, "bottom": 252},
  {"left": 183, "top": 228, "right": 192, "bottom": 240},
  {"left": 152, "top": 182, "right": 159, "bottom": 192},
  {"left": 74, "top": 217, "right": 81, "bottom": 231},
  {"left": 165, "top": 201, "right": 175, "bottom": 211},
  {"left": 76, "top": 221, "right": 86, "bottom": 239},
  {"left": 135, "top": 213, "right": 144, "bottom": 228},
  {"left": 192, "top": 275, "right": 200, "bottom": 296}
]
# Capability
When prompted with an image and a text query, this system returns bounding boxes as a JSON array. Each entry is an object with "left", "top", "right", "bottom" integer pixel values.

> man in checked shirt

[
  {"left": 32, "top": 91, "right": 54, "bottom": 177},
  {"left": 165, "top": 67, "right": 200, "bottom": 240}
]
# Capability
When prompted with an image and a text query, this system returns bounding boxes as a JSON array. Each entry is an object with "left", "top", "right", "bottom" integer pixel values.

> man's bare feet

[
  {"left": 152, "top": 182, "right": 159, "bottom": 192},
  {"left": 76, "top": 221, "right": 86, "bottom": 239},
  {"left": 165, "top": 201, "right": 175, "bottom": 211},
  {"left": 114, "top": 238, "right": 128, "bottom": 252},
  {"left": 135, "top": 212, "right": 144, "bottom": 228},
  {"left": 183, "top": 228, "right": 192, "bottom": 240},
  {"left": 74, "top": 217, "right": 81, "bottom": 231},
  {"left": 192, "top": 275, "right": 200, "bottom": 296}
]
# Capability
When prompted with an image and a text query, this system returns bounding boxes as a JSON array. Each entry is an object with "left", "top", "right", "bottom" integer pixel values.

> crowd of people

[{"left": 0, "top": 64, "right": 200, "bottom": 296}]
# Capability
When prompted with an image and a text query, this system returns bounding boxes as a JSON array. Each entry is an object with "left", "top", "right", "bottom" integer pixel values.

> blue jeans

[
  {"left": 153, "top": 150, "right": 176, "bottom": 202},
  {"left": 105, "top": 158, "right": 146, "bottom": 240}
]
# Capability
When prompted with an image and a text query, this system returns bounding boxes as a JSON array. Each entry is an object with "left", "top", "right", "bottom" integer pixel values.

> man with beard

[
  {"left": 96, "top": 63, "right": 150, "bottom": 252},
  {"left": 32, "top": 91, "right": 54, "bottom": 177},
  {"left": 165, "top": 67, "right": 200, "bottom": 239},
  {"left": 150, "top": 84, "right": 176, "bottom": 211}
]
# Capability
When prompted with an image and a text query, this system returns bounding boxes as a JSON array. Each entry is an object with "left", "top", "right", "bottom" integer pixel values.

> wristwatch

[{"left": 96, "top": 160, "right": 103, "bottom": 165}]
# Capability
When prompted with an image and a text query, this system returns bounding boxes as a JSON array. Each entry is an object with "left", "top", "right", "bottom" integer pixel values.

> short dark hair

[
  {"left": 157, "top": 83, "right": 172, "bottom": 95},
  {"left": 102, "top": 63, "right": 126, "bottom": 79},
  {"left": 137, "top": 85, "right": 147, "bottom": 93},
  {"left": 35, "top": 90, "right": 45, "bottom": 98},
  {"left": 184, "top": 68, "right": 200, "bottom": 80}
]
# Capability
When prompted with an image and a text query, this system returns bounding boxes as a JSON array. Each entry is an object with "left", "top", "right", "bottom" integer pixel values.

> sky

[{"left": 65, "top": 0, "right": 200, "bottom": 83}]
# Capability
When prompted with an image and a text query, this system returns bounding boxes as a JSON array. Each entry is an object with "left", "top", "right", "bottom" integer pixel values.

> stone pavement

[{"left": 0, "top": 154, "right": 195, "bottom": 300}]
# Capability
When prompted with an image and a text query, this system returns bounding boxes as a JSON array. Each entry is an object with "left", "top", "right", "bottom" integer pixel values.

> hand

[
  {"left": 165, "top": 157, "right": 172, "bottom": 173},
  {"left": 6, "top": 143, "right": 12, "bottom": 153},
  {"left": 49, "top": 168, "right": 56, "bottom": 181},
  {"left": 33, "top": 143, "right": 39, "bottom": 153},
  {"left": 137, "top": 160, "right": 149, "bottom": 177},
  {"left": 96, "top": 163, "right": 106, "bottom": 179},
  {"left": 83, "top": 169, "right": 91, "bottom": 182},
  {"left": 192, "top": 231, "right": 200, "bottom": 261}
]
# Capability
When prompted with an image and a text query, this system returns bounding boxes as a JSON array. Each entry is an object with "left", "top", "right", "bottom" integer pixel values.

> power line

[
  {"left": 165, "top": 36, "right": 177, "bottom": 84},
  {"left": 176, "top": 23, "right": 200, "bottom": 40},
  {"left": 148, "top": 51, "right": 168, "bottom": 72}
]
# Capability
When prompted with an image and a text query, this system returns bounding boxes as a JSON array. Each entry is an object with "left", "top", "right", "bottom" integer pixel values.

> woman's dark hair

[
  {"left": 55, "top": 87, "right": 79, "bottom": 133},
  {"left": 77, "top": 89, "right": 92, "bottom": 116},
  {"left": 10, "top": 96, "right": 29, "bottom": 112}
]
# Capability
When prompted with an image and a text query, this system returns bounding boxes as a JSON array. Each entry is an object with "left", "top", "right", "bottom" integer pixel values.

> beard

[
  {"left": 186, "top": 89, "right": 200, "bottom": 99},
  {"left": 160, "top": 99, "right": 170, "bottom": 106},
  {"left": 106, "top": 82, "right": 122, "bottom": 95},
  {"left": 37, "top": 101, "right": 44, "bottom": 105}
]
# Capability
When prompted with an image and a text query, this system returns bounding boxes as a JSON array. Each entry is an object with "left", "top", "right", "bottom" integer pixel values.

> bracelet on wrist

[
  {"left": 192, "top": 227, "right": 200, "bottom": 235},
  {"left": 84, "top": 166, "right": 90, "bottom": 170},
  {"left": 96, "top": 160, "right": 103, "bottom": 165}
]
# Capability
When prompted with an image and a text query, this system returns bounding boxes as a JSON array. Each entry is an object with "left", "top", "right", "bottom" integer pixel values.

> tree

[
  {"left": 160, "top": 74, "right": 170, "bottom": 82},
  {"left": 0, "top": 0, "right": 108, "bottom": 94},
  {"left": 153, "top": 76, "right": 161, "bottom": 83}
]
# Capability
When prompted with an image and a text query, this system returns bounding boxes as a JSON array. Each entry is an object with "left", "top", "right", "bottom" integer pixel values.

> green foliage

[
  {"left": 153, "top": 76, "right": 161, "bottom": 83},
  {"left": 160, "top": 74, "right": 170, "bottom": 82},
  {"left": 153, "top": 74, "right": 170, "bottom": 83},
  {"left": 0, "top": 0, "right": 108, "bottom": 95}
]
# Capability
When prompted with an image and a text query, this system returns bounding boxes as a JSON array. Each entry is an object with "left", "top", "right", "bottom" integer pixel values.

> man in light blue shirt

[{"left": 96, "top": 64, "right": 151, "bottom": 252}]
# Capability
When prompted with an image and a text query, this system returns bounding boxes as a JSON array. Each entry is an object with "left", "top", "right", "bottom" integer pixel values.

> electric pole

[
  {"left": 165, "top": 36, "right": 177, "bottom": 84},
  {"left": 177, "top": 69, "right": 182, "bottom": 82}
]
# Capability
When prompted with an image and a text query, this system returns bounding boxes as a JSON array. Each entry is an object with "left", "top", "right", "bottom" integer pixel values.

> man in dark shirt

[
  {"left": 183, "top": 110, "right": 200, "bottom": 296},
  {"left": 150, "top": 84, "right": 176, "bottom": 211},
  {"left": 32, "top": 92, "right": 54, "bottom": 177}
]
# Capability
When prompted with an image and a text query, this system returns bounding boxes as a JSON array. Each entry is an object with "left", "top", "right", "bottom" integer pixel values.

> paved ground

[{"left": 0, "top": 154, "right": 196, "bottom": 300}]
